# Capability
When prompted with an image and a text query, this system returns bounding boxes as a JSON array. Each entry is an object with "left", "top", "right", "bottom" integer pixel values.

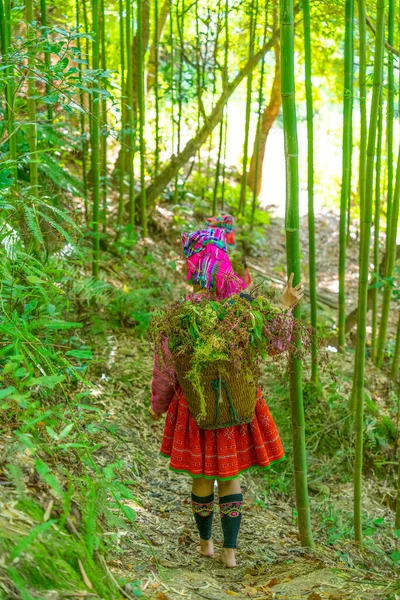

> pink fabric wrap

[
  {"left": 182, "top": 228, "right": 245, "bottom": 299},
  {"left": 151, "top": 340, "right": 178, "bottom": 415}
]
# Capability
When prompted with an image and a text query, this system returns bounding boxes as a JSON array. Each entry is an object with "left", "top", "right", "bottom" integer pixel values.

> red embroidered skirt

[{"left": 160, "top": 387, "right": 285, "bottom": 480}]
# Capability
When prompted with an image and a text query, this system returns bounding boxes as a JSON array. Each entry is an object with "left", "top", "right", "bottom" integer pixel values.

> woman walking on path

[{"left": 149, "top": 228, "right": 302, "bottom": 567}]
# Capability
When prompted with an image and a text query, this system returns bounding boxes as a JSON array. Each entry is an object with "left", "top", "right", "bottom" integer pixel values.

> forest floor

[{"left": 1, "top": 205, "right": 399, "bottom": 599}]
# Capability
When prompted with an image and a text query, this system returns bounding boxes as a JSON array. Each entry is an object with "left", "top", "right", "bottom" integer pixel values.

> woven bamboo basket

[{"left": 173, "top": 354, "right": 258, "bottom": 429}]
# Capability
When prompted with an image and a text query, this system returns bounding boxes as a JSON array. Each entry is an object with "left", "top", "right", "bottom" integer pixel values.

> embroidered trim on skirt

[{"left": 160, "top": 387, "right": 285, "bottom": 480}]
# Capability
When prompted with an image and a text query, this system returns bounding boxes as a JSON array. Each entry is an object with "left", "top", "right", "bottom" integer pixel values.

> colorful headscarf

[
  {"left": 205, "top": 214, "right": 235, "bottom": 246},
  {"left": 182, "top": 228, "right": 244, "bottom": 299}
]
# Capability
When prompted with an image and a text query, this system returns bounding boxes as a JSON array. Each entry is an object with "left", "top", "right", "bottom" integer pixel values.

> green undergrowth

[{"left": 0, "top": 195, "right": 183, "bottom": 597}]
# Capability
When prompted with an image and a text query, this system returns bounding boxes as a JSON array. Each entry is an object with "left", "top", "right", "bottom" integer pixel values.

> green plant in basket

[{"left": 150, "top": 291, "right": 313, "bottom": 428}]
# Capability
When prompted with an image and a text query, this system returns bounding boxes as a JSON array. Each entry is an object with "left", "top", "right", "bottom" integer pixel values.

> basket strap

[{"left": 211, "top": 379, "right": 240, "bottom": 426}]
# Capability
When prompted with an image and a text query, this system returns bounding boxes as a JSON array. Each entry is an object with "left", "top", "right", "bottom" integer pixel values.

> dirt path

[{"left": 94, "top": 334, "right": 398, "bottom": 600}]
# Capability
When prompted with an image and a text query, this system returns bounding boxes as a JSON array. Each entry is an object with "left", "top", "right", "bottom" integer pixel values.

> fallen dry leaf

[
  {"left": 308, "top": 593, "right": 322, "bottom": 600},
  {"left": 266, "top": 578, "right": 280, "bottom": 588}
]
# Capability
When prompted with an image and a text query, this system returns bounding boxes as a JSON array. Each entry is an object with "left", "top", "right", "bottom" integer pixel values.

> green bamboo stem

[
  {"left": 26, "top": 0, "right": 39, "bottom": 200},
  {"left": 239, "top": 0, "right": 257, "bottom": 216},
  {"left": 76, "top": 0, "right": 89, "bottom": 225},
  {"left": 100, "top": 0, "right": 108, "bottom": 233},
  {"left": 396, "top": 438, "right": 400, "bottom": 529},
  {"left": 4, "top": 0, "right": 17, "bottom": 183},
  {"left": 371, "top": 91, "right": 383, "bottom": 358},
  {"left": 353, "top": 0, "right": 385, "bottom": 545},
  {"left": 173, "top": 0, "right": 184, "bottom": 203},
  {"left": 154, "top": 0, "right": 160, "bottom": 175},
  {"left": 169, "top": 0, "right": 175, "bottom": 159},
  {"left": 91, "top": 0, "right": 101, "bottom": 276},
  {"left": 357, "top": 0, "right": 367, "bottom": 227},
  {"left": 212, "top": 109, "right": 224, "bottom": 214},
  {"left": 338, "top": 0, "right": 353, "bottom": 350},
  {"left": 346, "top": 21, "right": 354, "bottom": 245},
  {"left": 220, "top": 107, "right": 228, "bottom": 211},
  {"left": 212, "top": 0, "right": 229, "bottom": 212},
  {"left": 375, "top": 148, "right": 400, "bottom": 366},
  {"left": 0, "top": 0, "right": 5, "bottom": 54},
  {"left": 385, "top": 0, "right": 395, "bottom": 252},
  {"left": 280, "top": 0, "right": 314, "bottom": 549},
  {"left": 391, "top": 313, "right": 400, "bottom": 382},
  {"left": 302, "top": 0, "right": 318, "bottom": 382},
  {"left": 126, "top": 0, "right": 135, "bottom": 234},
  {"left": 40, "top": 0, "right": 53, "bottom": 122},
  {"left": 137, "top": 0, "right": 148, "bottom": 235},
  {"left": 117, "top": 0, "right": 126, "bottom": 232},
  {"left": 82, "top": 0, "right": 92, "bottom": 138},
  {"left": 250, "top": 0, "right": 269, "bottom": 228}
]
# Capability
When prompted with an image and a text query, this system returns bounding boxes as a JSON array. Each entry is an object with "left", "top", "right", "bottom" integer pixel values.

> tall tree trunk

[
  {"left": 302, "top": 0, "right": 318, "bottom": 383},
  {"left": 338, "top": 0, "right": 354, "bottom": 350},
  {"left": 248, "top": 43, "right": 281, "bottom": 196},
  {"left": 375, "top": 148, "right": 400, "bottom": 366},
  {"left": 357, "top": 0, "right": 367, "bottom": 225},
  {"left": 138, "top": 0, "right": 148, "bottom": 234},
  {"left": 91, "top": 0, "right": 101, "bottom": 276},
  {"left": 136, "top": 25, "right": 281, "bottom": 208},
  {"left": 280, "top": 0, "right": 314, "bottom": 549},
  {"left": 353, "top": 0, "right": 385, "bottom": 546}
]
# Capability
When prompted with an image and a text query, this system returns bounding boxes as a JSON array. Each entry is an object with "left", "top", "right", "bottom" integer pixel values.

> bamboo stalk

[
  {"left": 371, "top": 90, "right": 383, "bottom": 358},
  {"left": 280, "top": 0, "right": 314, "bottom": 549},
  {"left": 338, "top": 0, "right": 354, "bottom": 350},
  {"left": 3, "top": 0, "right": 17, "bottom": 183},
  {"left": 385, "top": 0, "right": 395, "bottom": 247},
  {"left": 117, "top": 0, "right": 126, "bottom": 232},
  {"left": 0, "top": 0, "right": 5, "bottom": 54},
  {"left": 250, "top": 0, "right": 269, "bottom": 227},
  {"left": 40, "top": 0, "right": 53, "bottom": 122},
  {"left": 302, "top": 0, "right": 318, "bottom": 383},
  {"left": 154, "top": 0, "right": 160, "bottom": 175},
  {"left": 391, "top": 314, "right": 400, "bottom": 382},
  {"left": 353, "top": 0, "right": 385, "bottom": 545},
  {"left": 76, "top": 0, "right": 89, "bottom": 225},
  {"left": 173, "top": 0, "right": 183, "bottom": 203},
  {"left": 126, "top": 0, "right": 135, "bottom": 234},
  {"left": 91, "top": 0, "right": 101, "bottom": 276},
  {"left": 375, "top": 148, "right": 400, "bottom": 366},
  {"left": 239, "top": 0, "right": 257, "bottom": 216},
  {"left": 26, "top": 0, "right": 39, "bottom": 200},
  {"left": 137, "top": 0, "right": 148, "bottom": 235},
  {"left": 100, "top": 0, "right": 108, "bottom": 233}
]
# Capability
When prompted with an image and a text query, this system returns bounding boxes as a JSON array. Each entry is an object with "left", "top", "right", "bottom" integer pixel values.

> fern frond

[
  {"left": 37, "top": 210, "right": 82, "bottom": 256},
  {"left": 24, "top": 206, "right": 44, "bottom": 245}
]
